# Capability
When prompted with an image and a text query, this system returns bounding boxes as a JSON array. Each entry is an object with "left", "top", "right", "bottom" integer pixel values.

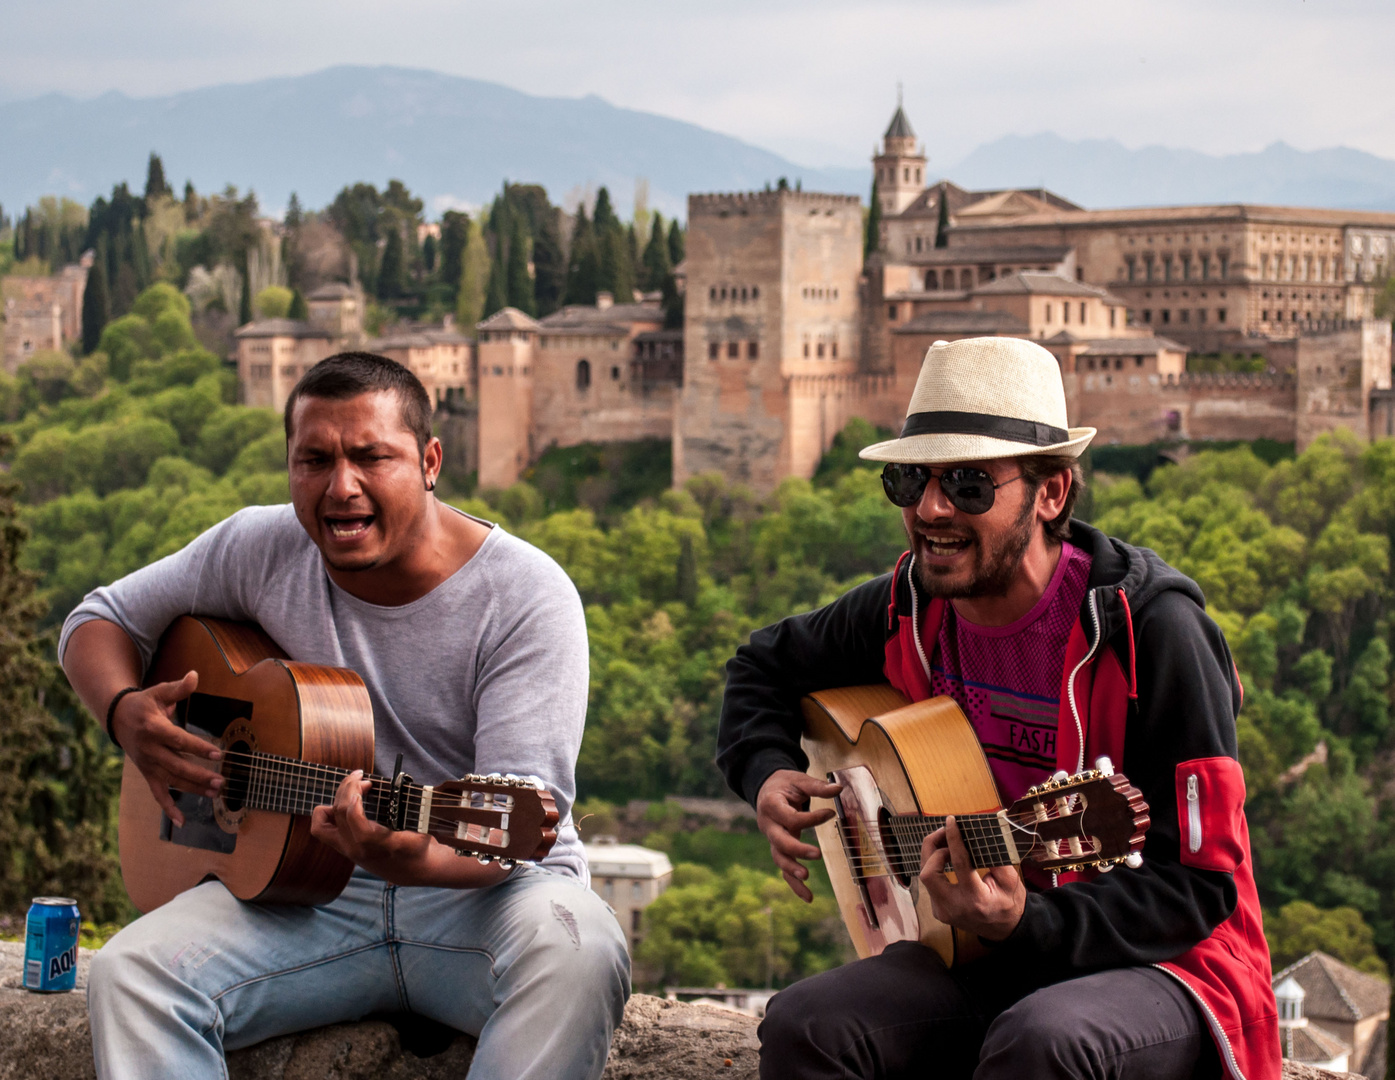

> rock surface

[{"left": 0, "top": 942, "right": 1357, "bottom": 1079}]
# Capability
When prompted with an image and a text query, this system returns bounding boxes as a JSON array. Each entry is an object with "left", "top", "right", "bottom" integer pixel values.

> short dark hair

[
  {"left": 284, "top": 352, "right": 433, "bottom": 457},
  {"left": 1017, "top": 453, "right": 1085, "bottom": 543}
]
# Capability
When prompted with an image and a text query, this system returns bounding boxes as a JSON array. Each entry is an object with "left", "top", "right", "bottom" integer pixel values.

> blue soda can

[{"left": 23, "top": 897, "right": 80, "bottom": 993}]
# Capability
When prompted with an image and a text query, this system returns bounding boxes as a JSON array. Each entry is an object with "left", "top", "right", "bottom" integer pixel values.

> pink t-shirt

[{"left": 929, "top": 542, "right": 1093, "bottom": 804}]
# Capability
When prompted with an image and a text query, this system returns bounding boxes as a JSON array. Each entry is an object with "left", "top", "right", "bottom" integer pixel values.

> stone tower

[
  {"left": 476, "top": 307, "right": 539, "bottom": 489},
  {"left": 873, "top": 98, "right": 927, "bottom": 216},
  {"left": 674, "top": 189, "right": 865, "bottom": 492}
]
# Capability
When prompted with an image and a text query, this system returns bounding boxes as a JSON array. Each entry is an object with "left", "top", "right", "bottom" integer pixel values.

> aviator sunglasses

[{"left": 881, "top": 463, "right": 1022, "bottom": 514}]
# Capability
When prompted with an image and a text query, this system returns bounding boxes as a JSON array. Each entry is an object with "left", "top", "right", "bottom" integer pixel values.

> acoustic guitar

[
  {"left": 119, "top": 615, "right": 558, "bottom": 913},
  {"left": 801, "top": 686, "right": 1149, "bottom": 967}
]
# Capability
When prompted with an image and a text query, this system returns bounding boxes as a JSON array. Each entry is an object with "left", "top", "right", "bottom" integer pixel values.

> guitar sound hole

[
  {"left": 879, "top": 807, "right": 914, "bottom": 886},
  {"left": 221, "top": 740, "right": 253, "bottom": 813}
]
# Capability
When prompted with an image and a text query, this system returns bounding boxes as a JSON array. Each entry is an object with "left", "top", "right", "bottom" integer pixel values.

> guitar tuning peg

[
  {"left": 1096, "top": 860, "right": 1115, "bottom": 873},
  {"left": 498, "top": 858, "right": 516, "bottom": 870},
  {"left": 1094, "top": 755, "right": 1115, "bottom": 775},
  {"left": 1125, "top": 853, "right": 1143, "bottom": 869},
  {"left": 1050, "top": 770, "right": 1070, "bottom": 786},
  {"left": 477, "top": 853, "right": 494, "bottom": 864}
]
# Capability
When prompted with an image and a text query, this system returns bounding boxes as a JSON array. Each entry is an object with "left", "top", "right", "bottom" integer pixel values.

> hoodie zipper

[
  {"left": 1065, "top": 589, "right": 1102, "bottom": 775},
  {"left": 908, "top": 556, "right": 934, "bottom": 685},
  {"left": 1186, "top": 773, "right": 1202, "bottom": 853},
  {"left": 1152, "top": 964, "right": 1246, "bottom": 1080}
]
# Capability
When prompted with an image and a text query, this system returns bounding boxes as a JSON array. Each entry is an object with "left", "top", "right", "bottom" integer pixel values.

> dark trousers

[{"left": 758, "top": 942, "right": 1222, "bottom": 1080}]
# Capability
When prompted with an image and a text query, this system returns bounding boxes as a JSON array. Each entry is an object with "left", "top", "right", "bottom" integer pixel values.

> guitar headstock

[
  {"left": 1006, "top": 765, "right": 1149, "bottom": 873},
  {"left": 424, "top": 773, "right": 559, "bottom": 866}
]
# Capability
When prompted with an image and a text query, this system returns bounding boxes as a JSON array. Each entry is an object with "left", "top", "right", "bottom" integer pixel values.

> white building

[{"left": 583, "top": 839, "right": 673, "bottom": 955}]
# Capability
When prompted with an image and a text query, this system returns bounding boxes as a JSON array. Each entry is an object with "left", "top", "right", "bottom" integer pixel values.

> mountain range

[{"left": 4, "top": 65, "right": 1395, "bottom": 220}]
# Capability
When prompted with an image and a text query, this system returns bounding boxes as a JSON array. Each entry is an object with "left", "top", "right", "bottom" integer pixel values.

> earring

[{"left": 426, "top": 479, "right": 437, "bottom": 492}]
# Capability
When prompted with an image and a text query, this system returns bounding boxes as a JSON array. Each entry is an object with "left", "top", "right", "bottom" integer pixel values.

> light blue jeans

[{"left": 87, "top": 866, "right": 631, "bottom": 1079}]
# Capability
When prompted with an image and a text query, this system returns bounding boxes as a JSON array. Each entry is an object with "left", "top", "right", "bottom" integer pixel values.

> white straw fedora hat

[{"left": 859, "top": 337, "right": 1095, "bottom": 465}]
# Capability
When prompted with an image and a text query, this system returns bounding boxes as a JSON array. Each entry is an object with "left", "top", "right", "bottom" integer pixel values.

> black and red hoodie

[{"left": 716, "top": 520, "right": 1280, "bottom": 1080}]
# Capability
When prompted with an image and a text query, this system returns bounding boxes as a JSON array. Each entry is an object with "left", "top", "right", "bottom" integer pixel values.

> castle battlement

[
  {"left": 688, "top": 190, "right": 861, "bottom": 215},
  {"left": 1165, "top": 371, "right": 1296, "bottom": 389}
]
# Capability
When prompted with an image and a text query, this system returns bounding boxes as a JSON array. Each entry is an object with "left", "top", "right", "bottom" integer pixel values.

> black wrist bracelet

[{"left": 105, "top": 686, "right": 141, "bottom": 750}]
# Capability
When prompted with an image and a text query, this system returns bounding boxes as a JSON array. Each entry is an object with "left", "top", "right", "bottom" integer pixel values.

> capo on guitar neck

[{"left": 388, "top": 753, "right": 414, "bottom": 832}]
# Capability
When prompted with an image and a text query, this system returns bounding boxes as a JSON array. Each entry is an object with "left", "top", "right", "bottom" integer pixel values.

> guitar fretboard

[
  {"left": 882, "top": 811, "right": 1016, "bottom": 871},
  {"left": 225, "top": 751, "right": 423, "bottom": 831}
]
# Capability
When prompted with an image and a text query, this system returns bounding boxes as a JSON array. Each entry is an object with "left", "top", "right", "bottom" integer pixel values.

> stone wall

[
  {"left": 0, "top": 943, "right": 1359, "bottom": 1080},
  {"left": 1069, "top": 370, "right": 1299, "bottom": 446},
  {"left": 532, "top": 331, "right": 674, "bottom": 452}
]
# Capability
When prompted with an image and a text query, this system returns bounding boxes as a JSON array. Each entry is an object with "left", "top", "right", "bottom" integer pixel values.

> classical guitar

[
  {"left": 801, "top": 686, "right": 1149, "bottom": 967},
  {"left": 118, "top": 615, "right": 558, "bottom": 913}
]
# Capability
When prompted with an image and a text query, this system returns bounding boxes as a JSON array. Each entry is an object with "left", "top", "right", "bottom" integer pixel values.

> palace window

[
  {"left": 1125, "top": 256, "right": 1136, "bottom": 282},
  {"left": 727, "top": 341, "right": 739, "bottom": 359},
  {"left": 611, "top": 366, "right": 621, "bottom": 380},
  {"left": 1218, "top": 255, "right": 1228, "bottom": 278},
  {"left": 709, "top": 342, "right": 719, "bottom": 360},
  {"left": 926, "top": 269, "right": 939, "bottom": 289},
  {"left": 1109, "top": 307, "right": 1117, "bottom": 328},
  {"left": 1218, "top": 309, "right": 1227, "bottom": 323},
  {"left": 748, "top": 341, "right": 759, "bottom": 360},
  {"left": 831, "top": 342, "right": 838, "bottom": 358},
  {"left": 1163, "top": 256, "right": 1174, "bottom": 282},
  {"left": 1142, "top": 310, "right": 1152, "bottom": 323},
  {"left": 888, "top": 304, "right": 899, "bottom": 320},
  {"left": 753, "top": 286, "right": 760, "bottom": 299},
  {"left": 1062, "top": 303, "right": 1069, "bottom": 324},
  {"left": 709, "top": 287, "right": 717, "bottom": 301},
  {"left": 1200, "top": 254, "right": 1211, "bottom": 279},
  {"left": 576, "top": 359, "right": 591, "bottom": 391},
  {"left": 817, "top": 342, "right": 825, "bottom": 358},
  {"left": 1161, "top": 310, "right": 1171, "bottom": 323},
  {"left": 1080, "top": 302, "right": 1087, "bottom": 323},
  {"left": 803, "top": 341, "right": 810, "bottom": 358},
  {"left": 1045, "top": 304, "right": 1053, "bottom": 322}
]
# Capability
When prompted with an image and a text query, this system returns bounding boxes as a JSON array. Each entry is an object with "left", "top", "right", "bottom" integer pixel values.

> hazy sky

[{"left": 3, "top": 0, "right": 1393, "bottom": 168}]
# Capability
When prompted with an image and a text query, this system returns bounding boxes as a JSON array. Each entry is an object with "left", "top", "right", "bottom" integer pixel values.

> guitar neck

[
  {"left": 884, "top": 810, "right": 1019, "bottom": 869},
  {"left": 231, "top": 751, "right": 424, "bottom": 832}
]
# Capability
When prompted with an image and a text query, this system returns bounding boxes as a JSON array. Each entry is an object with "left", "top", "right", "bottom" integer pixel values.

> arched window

[
  {"left": 926, "top": 270, "right": 939, "bottom": 289},
  {"left": 576, "top": 359, "right": 591, "bottom": 391}
]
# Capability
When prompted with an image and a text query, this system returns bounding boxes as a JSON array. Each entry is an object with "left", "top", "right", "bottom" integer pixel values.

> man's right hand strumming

[
  {"left": 109, "top": 671, "right": 224, "bottom": 826},
  {"left": 756, "top": 769, "right": 842, "bottom": 902}
]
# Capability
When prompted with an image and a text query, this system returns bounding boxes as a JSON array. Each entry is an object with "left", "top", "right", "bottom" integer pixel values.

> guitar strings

[{"left": 200, "top": 748, "right": 525, "bottom": 836}]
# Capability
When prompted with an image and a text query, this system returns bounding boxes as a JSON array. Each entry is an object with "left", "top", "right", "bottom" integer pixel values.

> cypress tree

[
  {"left": 626, "top": 224, "right": 640, "bottom": 297},
  {"left": 484, "top": 235, "right": 508, "bottom": 319},
  {"left": 284, "top": 192, "right": 303, "bottom": 229},
  {"left": 564, "top": 206, "right": 599, "bottom": 306},
  {"left": 238, "top": 259, "right": 253, "bottom": 325},
  {"left": 935, "top": 183, "right": 950, "bottom": 248},
  {"left": 287, "top": 288, "right": 309, "bottom": 321},
  {"left": 378, "top": 226, "right": 405, "bottom": 299},
  {"left": 865, "top": 178, "right": 882, "bottom": 259},
  {"left": 422, "top": 233, "right": 437, "bottom": 274},
  {"left": 144, "top": 152, "right": 171, "bottom": 202},
  {"left": 81, "top": 259, "right": 109, "bottom": 354},
  {"left": 506, "top": 216, "right": 535, "bottom": 315},
  {"left": 667, "top": 219, "right": 685, "bottom": 267},
  {"left": 642, "top": 211, "right": 671, "bottom": 291},
  {"left": 439, "top": 210, "right": 469, "bottom": 296},
  {"left": 182, "top": 181, "right": 200, "bottom": 223}
]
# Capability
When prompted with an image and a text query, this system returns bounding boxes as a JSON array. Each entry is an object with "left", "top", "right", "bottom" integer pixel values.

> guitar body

[
  {"left": 801, "top": 686, "right": 1005, "bottom": 967},
  {"left": 119, "top": 615, "right": 375, "bottom": 913}
]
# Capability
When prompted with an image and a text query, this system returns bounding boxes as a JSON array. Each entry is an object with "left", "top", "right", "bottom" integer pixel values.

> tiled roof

[
  {"left": 372, "top": 327, "right": 471, "bottom": 349},
  {"left": 476, "top": 307, "right": 541, "bottom": 332},
  {"left": 974, "top": 271, "right": 1121, "bottom": 301},
  {"left": 894, "top": 310, "right": 1030, "bottom": 335},
  {"left": 1274, "top": 952, "right": 1392, "bottom": 1023},
  {"left": 1045, "top": 332, "right": 1188, "bottom": 353},
  {"left": 884, "top": 106, "right": 915, "bottom": 140},
  {"left": 1281, "top": 1021, "right": 1350, "bottom": 1065},
  {"left": 538, "top": 302, "right": 662, "bottom": 332},
  {"left": 901, "top": 245, "right": 1073, "bottom": 266},
  {"left": 233, "top": 318, "right": 331, "bottom": 339},
  {"left": 951, "top": 202, "right": 1395, "bottom": 231}
]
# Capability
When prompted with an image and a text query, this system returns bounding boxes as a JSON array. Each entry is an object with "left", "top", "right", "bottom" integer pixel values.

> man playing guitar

[
  {"left": 61, "top": 353, "right": 629, "bottom": 1079},
  {"left": 716, "top": 338, "right": 1278, "bottom": 1080}
]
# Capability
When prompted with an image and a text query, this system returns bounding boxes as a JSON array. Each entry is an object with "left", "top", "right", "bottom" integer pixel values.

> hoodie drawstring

[{"left": 1117, "top": 587, "right": 1138, "bottom": 700}]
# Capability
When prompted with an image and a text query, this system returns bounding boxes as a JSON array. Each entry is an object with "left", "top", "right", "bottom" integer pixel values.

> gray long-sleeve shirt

[{"left": 59, "top": 503, "right": 590, "bottom": 881}]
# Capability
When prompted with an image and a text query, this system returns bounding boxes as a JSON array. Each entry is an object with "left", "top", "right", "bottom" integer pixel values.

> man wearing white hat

[{"left": 716, "top": 339, "right": 1278, "bottom": 1080}]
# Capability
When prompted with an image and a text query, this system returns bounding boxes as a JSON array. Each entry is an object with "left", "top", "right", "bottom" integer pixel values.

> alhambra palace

[{"left": 10, "top": 104, "right": 1395, "bottom": 492}]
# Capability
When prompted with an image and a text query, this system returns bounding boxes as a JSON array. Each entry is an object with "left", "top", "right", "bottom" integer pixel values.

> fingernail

[
  {"left": 208, "top": 749, "right": 222, "bottom": 760},
  {"left": 210, "top": 777, "right": 223, "bottom": 789}
]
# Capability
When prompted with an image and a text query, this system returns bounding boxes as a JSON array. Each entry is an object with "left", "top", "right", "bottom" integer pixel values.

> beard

[{"left": 911, "top": 492, "right": 1037, "bottom": 600}]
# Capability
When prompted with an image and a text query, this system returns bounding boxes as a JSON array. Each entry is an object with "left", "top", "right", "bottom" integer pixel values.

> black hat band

[{"left": 900, "top": 410, "right": 1069, "bottom": 446}]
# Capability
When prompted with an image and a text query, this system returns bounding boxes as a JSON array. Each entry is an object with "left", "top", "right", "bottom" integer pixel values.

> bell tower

[{"left": 872, "top": 90, "right": 927, "bottom": 216}]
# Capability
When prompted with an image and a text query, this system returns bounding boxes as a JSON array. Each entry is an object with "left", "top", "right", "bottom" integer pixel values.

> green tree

[
  {"left": 377, "top": 226, "right": 406, "bottom": 300},
  {"left": 1265, "top": 900, "right": 1388, "bottom": 976},
  {"left": 81, "top": 258, "right": 110, "bottom": 355},
  {"left": 641, "top": 211, "right": 672, "bottom": 292},
  {"left": 456, "top": 217, "right": 491, "bottom": 333},
  {"left": 144, "top": 152, "right": 172, "bottom": 201},
  {"left": 666, "top": 218, "right": 685, "bottom": 267},
  {"left": 506, "top": 214, "right": 535, "bottom": 315},
  {"left": 565, "top": 205, "right": 600, "bottom": 305},
  {"left": 287, "top": 288, "right": 309, "bottom": 321},
  {"left": 254, "top": 285, "right": 294, "bottom": 319},
  {"left": 864, "top": 178, "right": 881, "bottom": 258},
  {"left": 439, "top": 210, "right": 470, "bottom": 297}
]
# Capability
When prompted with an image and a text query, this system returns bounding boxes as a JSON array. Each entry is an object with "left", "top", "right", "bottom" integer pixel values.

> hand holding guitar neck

[
  {"left": 756, "top": 768, "right": 844, "bottom": 902},
  {"left": 918, "top": 815, "right": 1026, "bottom": 942},
  {"left": 112, "top": 670, "right": 224, "bottom": 828}
]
